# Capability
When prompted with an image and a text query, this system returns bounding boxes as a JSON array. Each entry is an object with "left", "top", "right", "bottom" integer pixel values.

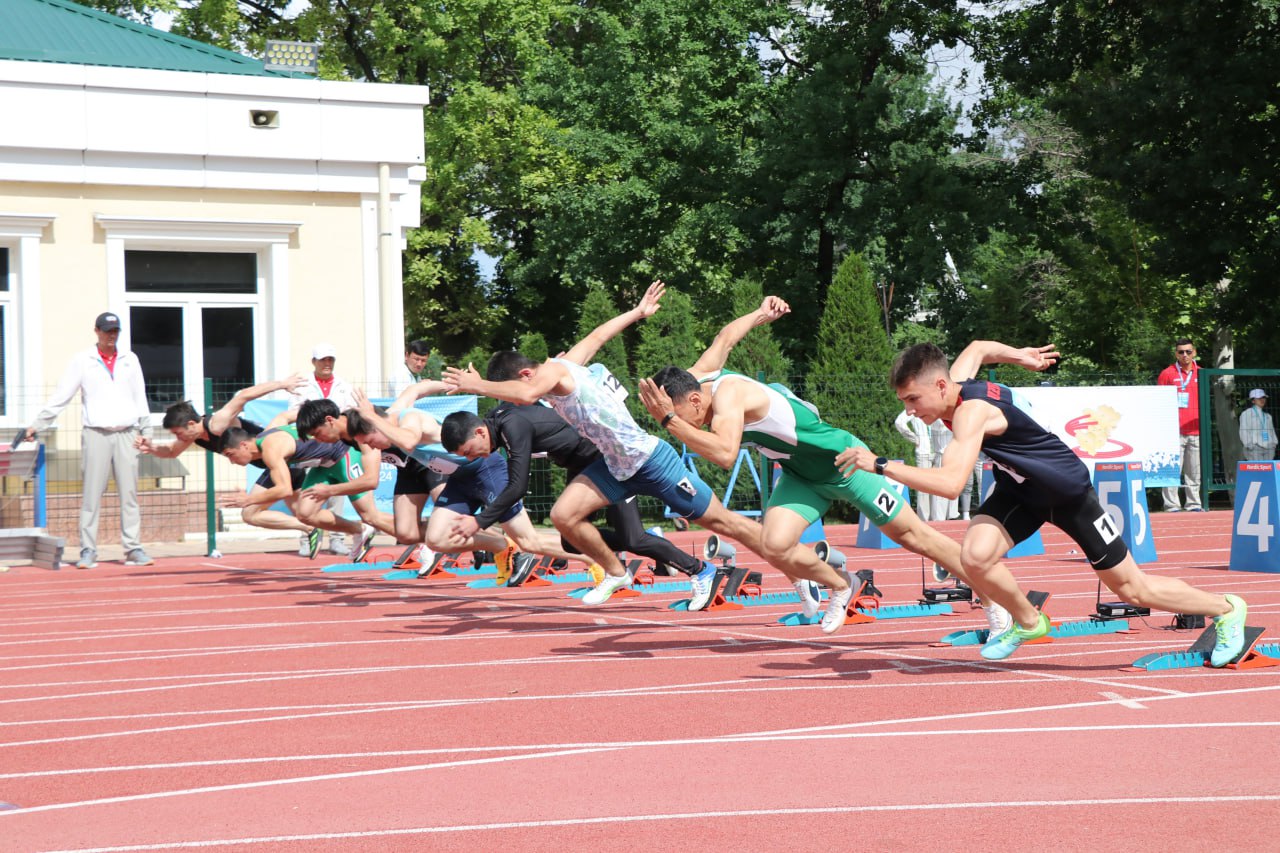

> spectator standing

[
  {"left": 288, "top": 343, "right": 358, "bottom": 553},
  {"left": 389, "top": 339, "right": 434, "bottom": 398},
  {"left": 893, "top": 410, "right": 933, "bottom": 521},
  {"left": 929, "top": 420, "right": 960, "bottom": 520},
  {"left": 1157, "top": 338, "right": 1204, "bottom": 511},
  {"left": 1239, "top": 389, "right": 1277, "bottom": 461},
  {"left": 23, "top": 312, "right": 153, "bottom": 568}
]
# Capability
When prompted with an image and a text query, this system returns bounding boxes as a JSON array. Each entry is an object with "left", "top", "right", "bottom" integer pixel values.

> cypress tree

[{"left": 806, "top": 252, "right": 909, "bottom": 462}]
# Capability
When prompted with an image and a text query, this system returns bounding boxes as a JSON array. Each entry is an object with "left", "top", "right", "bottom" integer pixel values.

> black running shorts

[{"left": 975, "top": 485, "right": 1129, "bottom": 571}]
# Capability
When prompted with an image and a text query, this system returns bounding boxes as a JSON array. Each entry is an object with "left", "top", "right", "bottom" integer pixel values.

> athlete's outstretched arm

[
  {"left": 387, "top": 378, "right": 450, "bottom": 415},
  {"left": 352, "top": 389, "right": 437, "bottom": 452},
  {"left": 443, "top": 360, "right": 569, "bottom": 406},
  {"left": 835, "top": 402, "right": 988, "bottom": 499},
  {"left": 561, "top": 280, "right": 665, "bottom": 366},
  {"left": 950, "top": 341, "right": 1060, "bottom": 382},
  {"left": 207, "top": 374, "right": 307, "bottom": 435},
  {"left": 687, "top": 295, "right": 790, "bottom": 378}
]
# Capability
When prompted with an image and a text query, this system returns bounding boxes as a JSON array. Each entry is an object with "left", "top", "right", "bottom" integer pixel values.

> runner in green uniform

[{"left": 640, "top": 296, "right": 1025, "bottom": 634}]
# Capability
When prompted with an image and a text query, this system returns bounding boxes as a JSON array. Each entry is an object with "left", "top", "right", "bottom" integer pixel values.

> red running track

[{"left": 1, "top": 513, "right": 1278, "bottom": 852}]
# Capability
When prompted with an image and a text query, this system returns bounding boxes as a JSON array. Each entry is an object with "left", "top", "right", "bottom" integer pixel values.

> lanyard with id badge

[{"left": 1175, "top": 364, "right": 1195, "bottom": 409}]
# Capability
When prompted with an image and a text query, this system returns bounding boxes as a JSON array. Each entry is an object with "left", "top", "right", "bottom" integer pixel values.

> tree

[
  {"left": 573, "top": 283, "right": 630, "bottom": 383},
  {"left": 722, "top": 277, "right": 792, "bottom": 383},
  {"left": 805, "top": 252, "right": 908, "bottom": 465},
  {"left": 979, "top": 1, "right": 1280, "bottom": 329}
]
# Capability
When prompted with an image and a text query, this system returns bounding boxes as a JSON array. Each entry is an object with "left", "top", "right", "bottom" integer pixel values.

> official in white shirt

[
  {"left": 1239, "top": 389, "right": 1277, "bottom": 461},
  {"left": 25, "top": 312, "right": 153, "bottom": 569}
]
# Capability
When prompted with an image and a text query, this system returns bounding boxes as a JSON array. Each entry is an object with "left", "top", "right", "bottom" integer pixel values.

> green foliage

[
  {"left": 805, "top": 252, "right": 909, "bottom": 464},
  {"left": 723, "top": 277, "right": 791, "bottom": 382},
  {"left": 633, "top": 289, "right": 704, "bottom": 381},
  {"left": 979, "top": 1, "right": 1280, "bottom": 332},
  {"left": 516, "top": 331, "right": 549, "bottom": 364},
  {"left": 574, "top": 283, "right": 629, "bottom": 381}
]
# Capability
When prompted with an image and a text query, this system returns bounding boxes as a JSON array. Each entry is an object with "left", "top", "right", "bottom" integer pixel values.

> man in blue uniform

[{"left": 838, "top": 340, "right": 1248, "bottom": 665}]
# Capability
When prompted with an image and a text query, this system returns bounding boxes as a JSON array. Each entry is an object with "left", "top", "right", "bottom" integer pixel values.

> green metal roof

[{"left": 0, "top": 0, "right": 283, "bottom": 76}]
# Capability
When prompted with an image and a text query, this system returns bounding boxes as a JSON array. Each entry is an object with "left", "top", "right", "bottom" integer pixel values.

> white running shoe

[
  {"left": 984, "top": 602, "right": 1013, "bottom": 638},
  {"left": 351, "top": 524, "right": 375, "bottom": 563},
  {"left": 821, "top": 584, "right": 855, "bottom": 634},
  {"left": 582, "top": 571, "right": 632, "bottom": 605},
  {"left": 795, "top": 579, "right": 822, "bottom": 618},
  {"left": 327, "top": 532, "right": 350, "bottom": 556},
  {"left": 687, "top": 562, "right": 718, "bottom": 611}
]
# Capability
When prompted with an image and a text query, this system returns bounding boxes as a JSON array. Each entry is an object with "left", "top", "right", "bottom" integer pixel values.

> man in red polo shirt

[{"left": 1157, "top": 338, "right": 1203, "bottom": 511}]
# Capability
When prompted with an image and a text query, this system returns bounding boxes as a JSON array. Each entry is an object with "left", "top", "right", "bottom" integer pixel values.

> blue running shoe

[{"left": 1210, "top": 594, "right": 1248, "bottom": 667}]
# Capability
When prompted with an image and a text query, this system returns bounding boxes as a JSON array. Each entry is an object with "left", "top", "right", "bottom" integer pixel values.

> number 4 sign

[
  {"left": 1092, "top": 461, "right": 1158, "bottom": 564},
  {"left": 1231, "top": 461, "right": 1280, "bottom": 573}
]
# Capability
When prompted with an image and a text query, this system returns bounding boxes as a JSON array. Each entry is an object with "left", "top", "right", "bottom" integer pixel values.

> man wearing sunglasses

[{"left": 1157, "top": 339, "right": 1204, "bottom": 512}]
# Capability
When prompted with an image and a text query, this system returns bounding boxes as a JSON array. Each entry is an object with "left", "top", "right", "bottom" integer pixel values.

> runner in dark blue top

[{"left": 838, "top": 340, "right": 1247, "bottom": 666}]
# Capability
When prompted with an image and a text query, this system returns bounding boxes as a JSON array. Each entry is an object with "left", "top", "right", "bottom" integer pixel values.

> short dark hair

[
  {"left": 1175, "top": 337, "right": 1194, "bottom": 348},
  {"left": 652, "top": 366, "right": 701, "bottom": 402},
  {"left": 344, "top": 406, "right": 387, "bottom": 438},
  {"left": 486, "top": 350, "right": 539, "bottom": 382},
  {"left": 219, "top": 426, "right": 253, "bottom": 452},
  {"left": 162, "top": 401, "right": 201, "bottom": 430},
  {"left": 891, "top": 343, "right": 951, "bottom": 388},
  {"left": 406, "top": 339, "right": 432, "bottom": 356},
  {"left": 296, "top": 398, "right": 340, "bottom": 439},
  {"left": 441, "top": 411, "right": 485, "bottom": 452}
]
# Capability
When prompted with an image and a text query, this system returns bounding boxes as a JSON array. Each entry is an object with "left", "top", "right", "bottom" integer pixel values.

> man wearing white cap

[
  {"left": 1239, "top": 389, "right": 1277, "bottom": 461},
  {"left": 287, "top": 343, "right": 358, "bottom": 554},
  {"left": 23, "top": 312, "right": 153, "bottom": 569}
]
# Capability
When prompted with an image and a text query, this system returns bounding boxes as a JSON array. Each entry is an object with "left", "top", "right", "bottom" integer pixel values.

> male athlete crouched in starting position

[{"left": 838, "top": 341, "right": 1247, "bottom": 664}]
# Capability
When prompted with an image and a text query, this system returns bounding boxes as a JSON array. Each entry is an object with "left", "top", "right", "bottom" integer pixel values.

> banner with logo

[{"left": 1013, "top": 385, "right": 1181, "bottom": 488}]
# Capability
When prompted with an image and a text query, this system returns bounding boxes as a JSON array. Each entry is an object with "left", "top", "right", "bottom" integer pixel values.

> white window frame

[
  {"left": 0, "top": 213, "right": 57, "bottom": 426},
  {"left": 96, "top": 216, "right": 300, "bottom": 417}
]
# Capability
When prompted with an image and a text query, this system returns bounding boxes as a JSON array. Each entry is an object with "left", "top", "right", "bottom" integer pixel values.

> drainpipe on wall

[{"left": 377, "top": 163, "right": 400, "bottom": 393}]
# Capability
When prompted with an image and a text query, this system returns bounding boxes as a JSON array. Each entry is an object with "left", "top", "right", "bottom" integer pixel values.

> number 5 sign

[
  {"left": 1092, "top": 462, "right": 1158, "bottom": 564},
  {"left": 1231, "top": 461, "right": 1280, "bottom": 573}
]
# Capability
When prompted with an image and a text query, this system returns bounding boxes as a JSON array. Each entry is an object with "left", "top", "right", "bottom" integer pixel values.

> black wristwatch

[{"left": 874, "top": 456, "right": 889, "bottom": 476}]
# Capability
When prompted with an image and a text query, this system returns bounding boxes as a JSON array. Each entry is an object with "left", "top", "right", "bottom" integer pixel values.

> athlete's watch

[{"left": 873, "top": 456, "right": 889, "bottom": 476}]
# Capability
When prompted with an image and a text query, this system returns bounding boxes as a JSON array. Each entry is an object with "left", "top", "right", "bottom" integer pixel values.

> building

[{"left": 0, "top": 0, "right": 430, "bottom": 545}]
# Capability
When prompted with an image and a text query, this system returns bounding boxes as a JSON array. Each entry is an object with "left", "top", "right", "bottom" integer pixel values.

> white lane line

[
  {"left": 5, "top": 720, "right": 1278, "bottom": 780},
  {"left": 5, "top": 681, "right": 1280, "bottom": 803},
  {"left": 1099, "top": 691, "right": 1148, "bottom": 709},
  {"left": 28, "top": 795, "right": 1280, "bottom": 850}
]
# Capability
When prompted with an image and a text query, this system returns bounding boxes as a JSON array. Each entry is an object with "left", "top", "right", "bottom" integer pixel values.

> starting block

[
  {"left": 1131, "top": 625, "right": 1280, "bottom": 671},
  {"left": 669, "top": 565, "right": 765, "bottom": 611},
  {"left": 919, "top": 559, "right": 974, "bottom": 604},
  {"left": 1092, "top": 578, "right": 1150, "bottom": 621},
  {"left": 566, "top": 558, "right": 653, "bottom": 599},
  {"left": 778, "top": 569, "right": 952, "bottom": 627}
]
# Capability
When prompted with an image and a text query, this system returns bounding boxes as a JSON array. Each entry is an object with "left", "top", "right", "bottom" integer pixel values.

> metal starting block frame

[
  {"left": 778, "top": 569, "right": 953, "bottom": 627},
  {"left": 1131, "top": 625, "right": 1279, "bottom": 671}
]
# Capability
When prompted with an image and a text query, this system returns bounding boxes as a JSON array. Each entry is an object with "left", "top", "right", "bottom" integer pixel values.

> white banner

[{"left": 1013, "top": 385, "right": 1182, "bottom": 488}]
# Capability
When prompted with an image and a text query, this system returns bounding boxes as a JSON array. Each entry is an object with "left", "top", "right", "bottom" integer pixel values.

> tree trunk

[{"left": 1212, "top": 278, "right": 1242, "bottom": 506}]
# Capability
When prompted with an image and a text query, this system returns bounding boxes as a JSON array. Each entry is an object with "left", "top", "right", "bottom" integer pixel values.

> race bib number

[
  {"left": 1092, "top": 511, "right": 1120, "bottom": 544},
  {"left": 874, "top": 488, "right": 901, "bottom": 516},
  {"left": 588, "top": 363, "right": 629, "bottom": 402}
]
